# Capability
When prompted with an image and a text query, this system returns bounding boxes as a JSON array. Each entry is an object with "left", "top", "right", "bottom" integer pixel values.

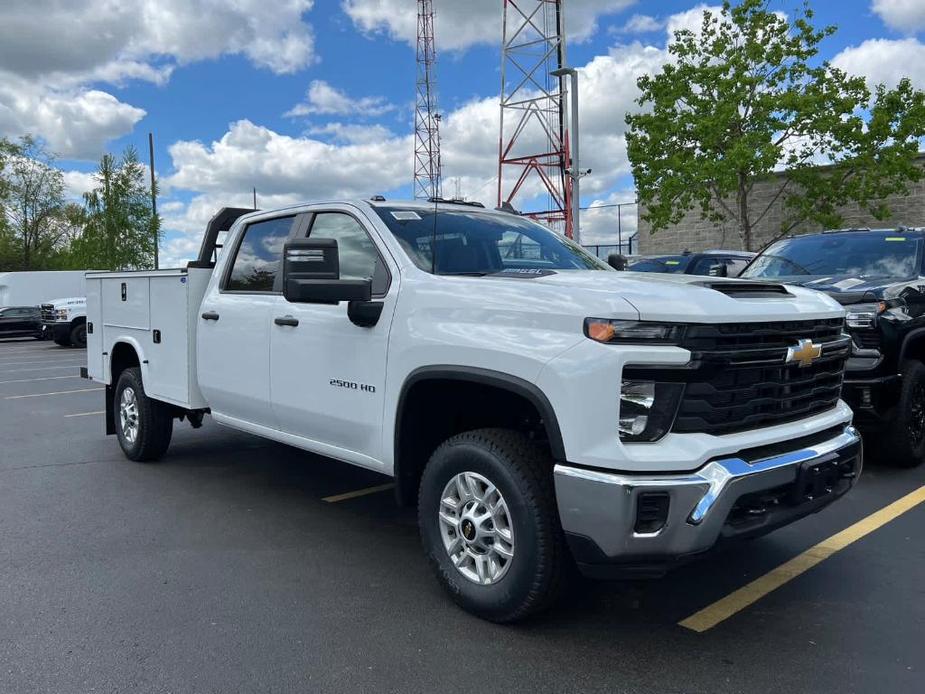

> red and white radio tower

[
  {"left": 413, "top": 0, "right": 442, "bottom": 200},
  {"left": 498, "top": 0, "right": 572, "bottom": 237}
]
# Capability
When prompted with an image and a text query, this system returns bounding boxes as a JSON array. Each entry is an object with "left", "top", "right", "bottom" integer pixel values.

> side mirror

[
  {"left": 707, "top": 262, "right": 728, "bottom": 277},
  {"left": 607, "top": 253, "right": 628, "bottom": 271},
  {"left": 282, "top": 238, "right": 372, "bottom": 304}
]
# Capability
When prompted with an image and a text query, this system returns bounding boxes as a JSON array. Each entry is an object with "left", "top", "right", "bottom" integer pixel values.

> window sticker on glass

[
  {"left": 884, "top": 237, "right": 906, "bottom": 242},
  {"left": 391, "top": 211, "right": 422, "bottom": 221},
  {"left": 665, "top": 260, "right": 680, "bottom": 265}
]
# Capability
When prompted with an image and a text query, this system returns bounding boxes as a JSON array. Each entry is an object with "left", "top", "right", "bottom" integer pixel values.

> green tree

[
  {"left": 626, "top": 0, "right": 925, "bottom": 251},
  {"left": 71, "top": 147, "right": 158, "bottom": 270},
  {"left": 0, "top": 135, "right": 67, "bottom": 269}
]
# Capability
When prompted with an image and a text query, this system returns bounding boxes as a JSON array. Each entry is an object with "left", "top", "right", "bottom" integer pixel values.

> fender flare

[
  {"left": 393, "top": 365, "right": 567, "bottom": 503},
  {"left": 898, "top": 327, "right": 925, "bottom": 364}
]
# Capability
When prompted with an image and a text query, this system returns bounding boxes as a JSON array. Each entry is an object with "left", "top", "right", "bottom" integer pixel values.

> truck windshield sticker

[{"left": 391, "top": 211, "right": 422, "bottom": 221}]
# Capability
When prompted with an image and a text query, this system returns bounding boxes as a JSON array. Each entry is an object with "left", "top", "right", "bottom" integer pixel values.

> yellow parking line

[
  {"left": 323, "top": 482, "right": 395, "bottom": 503},
  {"left": 64, "top": 410, "right": 106, "bottom": 418},
  {"left": 5, "top": 387, "right": 103, "bottom": 400},
  {"left": 679, "top": 485, "right": 925, "bottom": 633}
]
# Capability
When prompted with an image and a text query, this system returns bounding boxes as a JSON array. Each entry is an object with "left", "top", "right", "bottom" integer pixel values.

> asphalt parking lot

[{"left": 1, "top": 338, "right": 924, "bottom": 693}]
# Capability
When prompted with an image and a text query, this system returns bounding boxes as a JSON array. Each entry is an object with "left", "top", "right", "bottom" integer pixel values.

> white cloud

[
  {"left": 0, "top": 79, "right": 145, "bottom": 159},
  {"left": 832, "top": 38, "right": 925, "bottom": 89},
  {"left": 612, "top": 14, "right": 663, "bottom": 34},
  {"left": 61, "top": 170, "right": 98, "bottom": 200},
  {"left": 872, "top": 0, "right": 925, "bottom": 33},
  {"left": 285, "top": 80, "right": 395, "bottom": 118},
  {"left": 0, "top": 0, "right": 317, "bottom": 158},
  {"left": 342, "top": 0, "right": 636, "bottom": 51},
  {"left": 306, "top": 122, "right": 396, "bottom": 145}
]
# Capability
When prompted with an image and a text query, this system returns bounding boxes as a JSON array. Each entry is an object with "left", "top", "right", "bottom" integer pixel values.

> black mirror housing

[
  {"left": 707, "top": 262, "right": 728, "bottom": 278},
  {"left": 607, "top": 253, "right": 628, "bottom": 271},
  {"left": 283, "top": 238, "right": 373, "bottom": 304}
]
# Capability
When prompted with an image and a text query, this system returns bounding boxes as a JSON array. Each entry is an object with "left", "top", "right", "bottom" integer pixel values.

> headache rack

[{"left": 188, "top": 207, "right": 257, "bottom": 269}]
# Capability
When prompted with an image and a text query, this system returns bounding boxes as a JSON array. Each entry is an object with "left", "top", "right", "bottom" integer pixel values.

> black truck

[{"left": 741, "top": 227, "right": 925, "bottom": 466}]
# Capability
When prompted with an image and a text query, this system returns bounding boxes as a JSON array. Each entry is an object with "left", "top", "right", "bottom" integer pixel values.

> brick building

[{"left": 636, "top": 154, "right": 925, "bottom": 254}]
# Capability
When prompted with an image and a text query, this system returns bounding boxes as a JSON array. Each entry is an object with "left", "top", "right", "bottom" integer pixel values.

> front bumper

[
  {"left": 554, "top": 424, "right": 862, "bottom": 579},
  {"left": 43, "top": 321, "right": 70, "bottom": 341}
]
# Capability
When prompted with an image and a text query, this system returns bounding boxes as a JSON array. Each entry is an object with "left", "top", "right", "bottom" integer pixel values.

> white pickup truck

[{"left": 84, "top": 199, "right": 861, "bottom": 622}]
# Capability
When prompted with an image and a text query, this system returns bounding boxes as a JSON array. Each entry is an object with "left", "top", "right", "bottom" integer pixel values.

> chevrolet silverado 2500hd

[{"left": 84, "top": 199, "right": 861, "bottom": 622}]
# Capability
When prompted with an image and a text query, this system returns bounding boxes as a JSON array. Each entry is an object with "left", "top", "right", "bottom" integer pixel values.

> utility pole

[
  {"left": 148, "top": 132, "right": 159, "bottom": 269},
  {"left": 253, "top": 187, "right": 257, "bottom": 210},
  {"left": 550, "top": 66, "right": 582, "bottom": 244}
]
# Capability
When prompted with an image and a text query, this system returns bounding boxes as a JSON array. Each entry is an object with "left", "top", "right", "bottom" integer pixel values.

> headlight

[
  {"left": 55, "top": 309, "right": 68, "bottom": 320},
  {"left": 619, "top": 380, "right": 685, "bottom": 442},
  {"left": 845, "top": 302, "right": 885, "bottom": 329},
  {"left": 585, "top": 319, "right": 684, "bottom": 344}
]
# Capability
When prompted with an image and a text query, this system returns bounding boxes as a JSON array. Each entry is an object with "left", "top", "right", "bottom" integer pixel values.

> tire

[
  {"left": 70, "top": 322, "right": 87, "bottom": 348},
  {"left": 114, "top": 367, "right": 173, "bottom": 462},
  {"left": 883, "top": 359, "right": 925, "bottom": 468},
  {"left": 418, "top": 428, "right": 565, "bottom": 623}
]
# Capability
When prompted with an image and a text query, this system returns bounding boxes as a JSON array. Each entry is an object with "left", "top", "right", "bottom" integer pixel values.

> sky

[{"left": 1, "top": 0, "right": 923, "bottom": 265}]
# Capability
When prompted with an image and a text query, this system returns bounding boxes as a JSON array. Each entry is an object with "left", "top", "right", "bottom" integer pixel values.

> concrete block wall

[{"left": 637, "top": 156, "right": 925, "bottom": 254}]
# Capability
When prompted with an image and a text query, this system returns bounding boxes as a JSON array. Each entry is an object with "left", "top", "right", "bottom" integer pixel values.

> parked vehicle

[
  {"left": 0, "top": 271, "right": 86, "bottom": 307},
  {"left": 628, "top": 250, "right": 755, "bottom": 277},
  {"left": 741, "top": 227, "right": 925, "bottom": 466},
  {"left": 41, "top": 297, "right": 87, "bottom": 347},
  {"left": 83, "top": 200, "right": 860, "bottom": 622},
  {"left": 0, "top": 306, "right": 44, "bottom": 339}
]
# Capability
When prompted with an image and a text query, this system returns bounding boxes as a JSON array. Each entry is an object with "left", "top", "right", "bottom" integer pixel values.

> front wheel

[
  {"left": 70, "top": 322, "right": 87, "bottom": 348},
  {"left": 114, "top": 367, "right": 173, "bottom": 462},
  {"left": 883, "top": 359, "right": 925, "bottom": 467},
  {"left": 418, "top": 429, "right": 565, "bottom": 623}
]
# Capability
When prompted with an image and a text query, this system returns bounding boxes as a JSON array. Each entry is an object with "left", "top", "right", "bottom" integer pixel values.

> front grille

[
  {"left": 671, "top": 319, "right": 849, "bottom": 436},
  {"left": 40, "top": 303, "right": 55, "bottom": 321}
]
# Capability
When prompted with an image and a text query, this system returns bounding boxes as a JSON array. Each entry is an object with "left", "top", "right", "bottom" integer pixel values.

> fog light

[{"left": 619, "top": 380, "right": 684, "bottom": 442}]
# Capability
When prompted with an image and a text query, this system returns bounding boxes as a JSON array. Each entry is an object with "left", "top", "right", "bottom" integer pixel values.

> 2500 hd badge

[{"left": 330, "top": 378, "right": 376, "bottom": 393}]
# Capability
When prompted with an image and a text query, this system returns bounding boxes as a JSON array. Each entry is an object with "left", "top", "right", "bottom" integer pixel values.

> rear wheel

[
  {"left": 70, "top": 322, "right": 87, "bottom": 348},
  {"left": 418, "top": 428, "right": 565, "bottom": 623},
  {"left": 883, "top": 359, "right": 925, "bottom": 467},
  {"left": 114, "top": 367, "right": 173, "bottom": 462}
]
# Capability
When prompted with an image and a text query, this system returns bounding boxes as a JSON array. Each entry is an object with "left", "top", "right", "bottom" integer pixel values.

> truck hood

[
  {"left": 45, "top": 296, "right": 86, "bottom": 309},
  {"left": 767, "top": 274, "right": 907, "bottom": 306},
  {"left": 481, "top": 270, "right": 845, "bottom": 323}
]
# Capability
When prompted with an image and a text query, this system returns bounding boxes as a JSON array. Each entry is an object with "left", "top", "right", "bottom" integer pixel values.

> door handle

[
  {"left": 201, "top": 311, "right": 220, "bottom": 321},
  {"left": 274, "top": 315, "right": 299, "bottom": 327}
]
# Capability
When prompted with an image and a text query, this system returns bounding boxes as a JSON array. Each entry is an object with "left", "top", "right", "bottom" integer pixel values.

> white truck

[
  {"left": 83, "top": 199, "right": 861, "bottom": 622},
  {"left": 41, "top": 296, "right": 87, "bottom": 347}
]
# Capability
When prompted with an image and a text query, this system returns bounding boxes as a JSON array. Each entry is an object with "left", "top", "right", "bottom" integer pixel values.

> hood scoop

[{"left": 696, "top": 281, "right": 793, "bottom": 298}]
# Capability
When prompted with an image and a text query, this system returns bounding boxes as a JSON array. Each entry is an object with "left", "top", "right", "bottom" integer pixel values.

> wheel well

[
  {"left": 110, "top": 342, "right": 140, "bottom": 384},
  {"left": 901, "top": 331, "right": 925, "bottom": 364},
  {"left": 70, "top": 315, "right": 86, "bottom": 328},
  {"left": 394, "top": 370, "right": 564, "bottom": 507}
]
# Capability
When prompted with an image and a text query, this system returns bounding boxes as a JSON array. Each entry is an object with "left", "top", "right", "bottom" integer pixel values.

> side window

[
  {"left": 726, "top": 258, "right": 749, "bottom": 277},
  {"left": 225, "top": 216, "right": 295, "bottom": 292},
  {"left": 309, "top": 212, "right": 388, "bottom": 295}
]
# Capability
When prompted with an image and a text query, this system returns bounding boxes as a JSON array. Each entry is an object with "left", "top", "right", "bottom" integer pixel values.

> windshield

[
  {"left": 628, "top": 256, "right": 691, "bottom": 273},
  {"left": 373, "top": 206, "right": 609, "bottom": 274},
  {"left": 742, "top": 233, "right": 923, "bottom": 281}
]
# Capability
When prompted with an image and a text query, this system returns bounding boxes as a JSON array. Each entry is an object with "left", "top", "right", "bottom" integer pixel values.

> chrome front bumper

[{"left": 554, "top": 425, "right": 862, "bottom": 577}]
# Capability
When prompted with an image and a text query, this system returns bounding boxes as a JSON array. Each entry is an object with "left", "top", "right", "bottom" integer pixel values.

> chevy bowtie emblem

[{"left": 786, "top": 338, "right": 822, "bottom": 367}]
